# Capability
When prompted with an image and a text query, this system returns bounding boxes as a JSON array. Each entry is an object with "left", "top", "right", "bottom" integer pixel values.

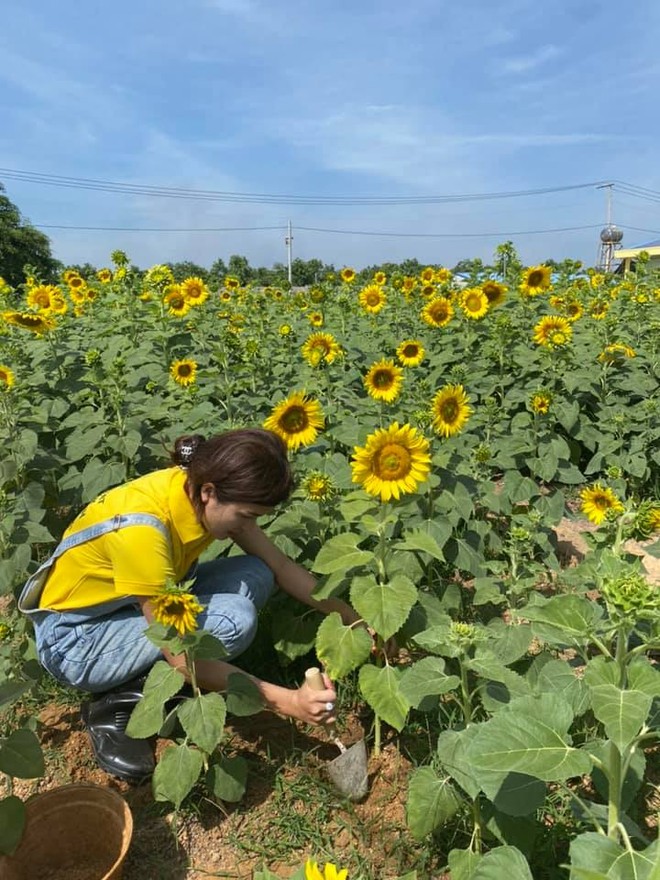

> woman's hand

[{"left": 288, "top": 673, "right": 337, "bottom": 726}]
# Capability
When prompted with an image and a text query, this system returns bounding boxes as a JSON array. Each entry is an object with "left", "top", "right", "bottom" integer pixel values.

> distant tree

[
  {"left": 452, "top": 257, "right": 485, "bottom": 281},
  {"left": 166, "top": 261, "right": 209, "bottom": 282},
  {"left": 0, "top": 183, "right": 60, "bottom": 286},
  {"left": 398, "top": 258, "right": 423, "bottom": 277},
  {"left": 290, "top": 257, "right": 331, "bottom": 286},
  {"left": 208, "top": 257, "right": 228, "bottom": 286},
  {"left": 227, "top": 254, "right": 252, "bottom": 285},
  {"left": 493, "top": 241, "right": 522, "bottom": 281},
  {"left": 67, "top": 262, "right": 99, "bottom": 278}
]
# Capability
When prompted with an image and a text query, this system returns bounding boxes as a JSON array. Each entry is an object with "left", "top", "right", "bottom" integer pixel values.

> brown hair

[{"left": 171, "top": 428, "right": 294, "bottom": 515}]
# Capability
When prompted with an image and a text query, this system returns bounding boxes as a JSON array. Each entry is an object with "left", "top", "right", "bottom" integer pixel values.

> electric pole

[{"left": 285, "top": 220, "right": 293, "bottom": 285}]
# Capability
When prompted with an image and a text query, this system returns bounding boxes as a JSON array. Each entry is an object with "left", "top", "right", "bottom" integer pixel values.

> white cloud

[{"left": 500, "top": 44, "right": 562, "bottom": 74}]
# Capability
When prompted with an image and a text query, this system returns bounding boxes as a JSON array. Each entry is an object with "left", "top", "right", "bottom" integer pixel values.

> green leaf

[
  {"left": 436, "top": 728, "right": 481, "bottom": 800},
  {"left": 0, "top": 729, "right": 44, "bottom": 779},
  {"left": 225, "top": 673, "right": 264, "bottom": 716},
  {"left": 0, "top": 795, "right": 26, "bottom": 855},
  {"left": 126, "top": 661, "right": 185, "bottom": 738},
  {"left": 153, "top": 743, "right": 204, "bottom": 809},
  {"left": 311, "top": 533, "right": 372, "bottom": 575},
  {"left": 482, "top": 619, "right": 533, "bottom": 665},
  {"left": 468, "top": 695, "right": 592, "bottom": 782},
  {"left": 533, "top": 659, "right": 590, "bottom": 716},
  {"left": 588, "top": 684, "right": 652, "bottom": 752},
  {"left": 350, "top": 572, "right": 417, "bottom": 641},
  {"left": 206, "top": 755, "right": 248, "bottom": 803},
  {"left": 479, "top": 772, "right": 547, "bottom": 818},
  {"left": 628, "top": 658, "right": 660, "bottom": 697},
  {"left": 524, "top": 594, "right": 604, "bottom": 647},
  {"left": 0, "top": 681, "right": 33, "bottom": 710},
  {"left": 395, "top": 526, "right": 448, "bottom": 561},
  {"left": 399, "top": 657, "right": 460, "bottom": 708},
  {"left": 359, "top": 664, "right": 409, "bottom": 731},
  {"left": 315, "top": 613, "right": 372, "bottom": 679},
  {"left": 470, "top": 846, "right": 534, "bottom": 879},
  {"left": 177, "top": 693, "right": 226, "bottom": 754},
  {"left": 405, "top": 767, "right": 462, "bottom": 839},
  {"left": 186, "top": 631, "right": 228, "bottom": 660},
  {"left": 448, "top": 849, "right": 482, "bottom": 880}
]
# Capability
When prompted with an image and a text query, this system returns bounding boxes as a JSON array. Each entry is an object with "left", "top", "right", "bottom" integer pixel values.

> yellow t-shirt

[{"left": 40, "top": 468, "right": 213, "bottom": 611}]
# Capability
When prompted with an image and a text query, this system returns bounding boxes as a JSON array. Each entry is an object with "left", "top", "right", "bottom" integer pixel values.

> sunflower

[
  {"left": 48, "top": 293, "right": 68, "bottom": 315},
  {"left": 460, "top": 287, "right": 489, "bottom": 320},
  {"left": 170, "top": 358, "right": 198, "bottom": 386},
  {"left": 144, "top": 265, "right": 174, "bottom": 288},
  {"left": 482, "top": 280, "right": 507, "bottom": 308},
  {"left": 396, "top": 339, "right": 425, "bottom": 367},
  {"left": 224, "top": 276, "right": 240, "bottom": 290},
  {"left": 532, "top": 315, "right": 572, "bottom": 348},
  {"left": 151, "top": 583, "right": 204, "bottom": 636},
  {"left": 402, "top": 276, "right": 417, "bottom": 294},
  {"left": 579, "top": 484, "right": 625, "bottom": 526},
  {"left": 351, "top": 422, "right": 431, "bottom": 502},
  {"left": 431, "top": 384, "right": 472, "bottom": 438},
  {"left": 520, "top": 265, "right": 552, "bottom": 296},
  {"left": 340, "top": 267, "right": 356, "bottom": 284},
  {"left": 0, "top": 277, "right": 11, "bottom": 296},
  {"left": 373, "top": 271, "right": 387, "bottom": 285},
  {"left": 2, "top": 311, "right": 56, "bottom": 334},
  {"left": 26, "top": 285, "right": 60, "bottom": 312},
  {"left": 164, "top": 285, "right": 190, "bottom": 317},
  {"left": 420, "top": 266, "right": 435, "bottom": 283},
  {"left": 598, "top": 343, "right": 636, "bottom": 365},
  {"left": 364, "top": 359, "right": 404, "bottom": 403},
  {"left": 359, "top": 284, "right": 387, "bottom": 315},
  {"left": 0, "top": 365, "right": 15, "bottom": 390},
  {"left": 589, "top": 299, "right": 609, "bottom": 320},
  {"left": 308, "top": 311, "right": 324, "bottom": 327},
  {"left": 97, "top": 268, "right": 113, "bottom": 283},
  {"left": 263, "top": 390, "right": 325, "bottom": 451},
  {"left": 590, "top": 273, "right": 605, "bottom": 289},
  {"left": 563, "top": 300, "right": 583, "bottom": 321},
  {"left": 62, "top": 269, "right": 79, "bottom": 283},
  {"left": 434, "top": 267, "right": 453, "bottom": 284},
  {"left": 420, "top": 283, "right": 437, "bottom": 298},
  {"left": 529, "top": 392, "right": 551, "bottom": 415},
  {"left": 421, "top": 296, "right": 454, "bottom": 328},
  {"left": 67, "top": 274, "right": 86, "bottom": 291},
  {"left": 181, "top": 277, "right": 210, "bottom": 306},
  {"left": 305, "top": 860, "right": 348, "bottom": 880},
  {"left": 301, "top": 332, "right": 343, "bottom": 366},
  {"left": 219, "top": 290, "right": 233, "bottom": 302},
  {"left": 301, "top": 471, "right": 336, "bottom": 502},
  {"left": 279, "top": 324, "right": 292, "bottom": 336}
]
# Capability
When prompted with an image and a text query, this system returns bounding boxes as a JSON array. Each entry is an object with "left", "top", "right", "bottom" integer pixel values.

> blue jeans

[{"left": 31, "top": 555, "right": 275, "bottom": 693}]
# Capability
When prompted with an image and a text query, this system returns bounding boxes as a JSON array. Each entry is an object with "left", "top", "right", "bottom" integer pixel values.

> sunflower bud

[{"left": 601, "top": 571, "right": 659, "bottom": 620}]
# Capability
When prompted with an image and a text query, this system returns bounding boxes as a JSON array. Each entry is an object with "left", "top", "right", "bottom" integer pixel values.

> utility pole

[{"left": 285, "top": 220, "right": 293, "bottom": 285}]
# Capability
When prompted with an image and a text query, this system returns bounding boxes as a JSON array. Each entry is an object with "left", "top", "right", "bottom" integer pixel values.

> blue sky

[{"left": 1, "top": 0, "right": 659, "bottom": 271}]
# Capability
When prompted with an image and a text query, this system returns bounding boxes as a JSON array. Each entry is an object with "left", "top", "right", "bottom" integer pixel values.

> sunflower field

[{"left": 0, "top": 251, "right": 659, "bottom": 879}]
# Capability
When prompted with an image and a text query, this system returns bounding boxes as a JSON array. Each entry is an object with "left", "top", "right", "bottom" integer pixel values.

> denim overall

[{"left": 19, "top": 513, "right": 276, "bottom": 693}]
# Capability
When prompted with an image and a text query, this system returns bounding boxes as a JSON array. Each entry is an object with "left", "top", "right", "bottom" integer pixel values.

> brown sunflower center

[
  {"left": 403, "top": 344, "right": 418, "bottom": 358},
  {"left": 465, "top": 293, "right": 482, "bottom": 312},
  {"left": 164, "top": 599, "right": 185, "bottom": 615},
  {"left": 375, "top": 443, "right": 411, "bottom": 479},
  {"left": 177, "top": 364, "right": 193, "bottom": 377},
  {"left": 373, "top": 369, "right": 395, "bottom": 389},
  {"left": 527, "top": 270, "right": 544, "bottom": 287},
  {"left": 430, "top": 303, "right": 449, "bottom": 322},
  {"left": 593, "top": 494, "right": 610, "bottom": 511},
  {"left": 281, "top": 405, "right": 308, "bottom": 432},
  {"left": 366, "top": 293, "right": 380, "bottom": 306},
  {"left": 439, "top": 398, "right": 460, "bottom": 423}
]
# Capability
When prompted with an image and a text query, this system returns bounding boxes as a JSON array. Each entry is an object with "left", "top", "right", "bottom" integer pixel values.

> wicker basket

[{"left": 0, "top": 783, "right": 133, "bottom": 880}]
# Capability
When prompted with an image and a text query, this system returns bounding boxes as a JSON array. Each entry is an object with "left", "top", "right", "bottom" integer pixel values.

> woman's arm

[
  {"left": 230, "top": 520, "right": 361, "bottom": 626},
  {"left": 138, "top": 596, "right": 336, "bottom": 725}
]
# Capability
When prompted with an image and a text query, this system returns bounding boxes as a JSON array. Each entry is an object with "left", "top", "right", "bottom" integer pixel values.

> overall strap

[{"left": 19, "top": 513, "right": 170, "bottom": 614}]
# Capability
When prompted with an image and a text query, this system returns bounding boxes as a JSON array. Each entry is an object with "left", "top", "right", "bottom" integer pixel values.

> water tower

[
  {"left": 596, "top": 183, "right": 623, "bottom": 272},
  {"left": 597, "top": 224, "right": 624, "bottom": 272}
]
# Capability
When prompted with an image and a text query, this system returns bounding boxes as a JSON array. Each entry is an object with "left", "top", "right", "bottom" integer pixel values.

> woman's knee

[{"left": 202, "top": 595, "right": 259, "bottom": 660}]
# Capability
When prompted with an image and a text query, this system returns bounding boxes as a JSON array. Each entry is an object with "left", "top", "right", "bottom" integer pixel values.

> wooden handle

[{"left": 305, "top": 667, "right": 325, "bottom": 690}]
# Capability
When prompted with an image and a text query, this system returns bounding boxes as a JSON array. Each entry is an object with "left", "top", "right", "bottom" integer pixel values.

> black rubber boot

[{"left": 80, "top": 688, "right": 155, "bottom": 783}]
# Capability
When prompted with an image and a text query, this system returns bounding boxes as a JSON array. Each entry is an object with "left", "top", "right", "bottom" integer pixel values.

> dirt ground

[{"left": 6, "top": 517, "right": 660, "bottom": 879}]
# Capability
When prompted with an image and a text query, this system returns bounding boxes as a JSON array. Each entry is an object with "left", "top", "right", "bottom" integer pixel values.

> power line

[
  {"left": 0, "top": 166, "right": 607, "bottom": 206},
  {"left": 31, "top": 220, "right": 606, "bottom": 237}
]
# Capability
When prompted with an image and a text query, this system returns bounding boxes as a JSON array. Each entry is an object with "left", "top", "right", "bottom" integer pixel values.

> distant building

[{"left": 614, "top": 239, "right": 660, "bottom": 274}]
